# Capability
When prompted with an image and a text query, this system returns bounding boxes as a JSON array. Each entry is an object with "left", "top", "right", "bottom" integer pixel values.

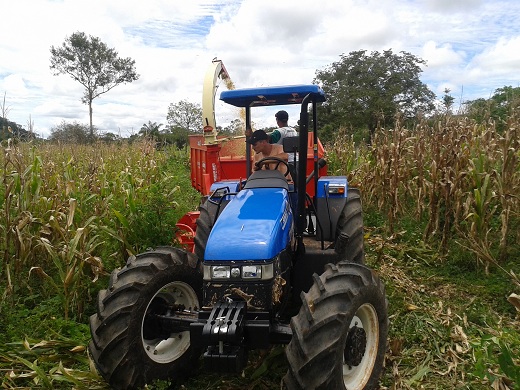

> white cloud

[
  {"left": 2, "top": 74, "right": 28, "bottom": 96},
  {"left": 422, "top": 0, "right": 484, "bottom": 13},
  {"left": 421, "top": 41, "right": 465, "bottom": 68},
  {"left": 470, "top": 36, "right": 520, "bottom": 73},
  {"left": 1, "top": 0, "right": 519, "bottom": 137}
]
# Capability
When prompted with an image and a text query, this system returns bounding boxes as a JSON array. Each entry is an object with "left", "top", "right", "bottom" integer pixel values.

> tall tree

[
  {"left": 166, "top": 100, "right": 202, "bottom": 133},
  {"left": 50, "top": 31, "right": 139, "bottom": 139},
  {"left": 166, "top": 100, "right": 202, "bottom": 147},
  {"left": 314, "top": 49, "right": 436, "bottom": 141}
]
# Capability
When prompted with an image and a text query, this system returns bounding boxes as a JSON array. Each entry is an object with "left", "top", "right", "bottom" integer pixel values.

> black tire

[
  {"left": 335, "top": 187, "right": 365, "bottom": 264},
  {"left": 193, "top": 201, "right": 216, "bottom": 261},
  {"left": 194, "top": 199, "right": 230, "bottom": 261},
  {"left": 89, "top": 247, "right": 203, "bottom": 389},
  {"left": 284, "top": 262, "right": 388, "bottom": 390}
]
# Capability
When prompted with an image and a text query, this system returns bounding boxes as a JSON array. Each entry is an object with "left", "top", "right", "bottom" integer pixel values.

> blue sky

[{"left": 1, "top": 0, "right": 519, "bottom": 138}]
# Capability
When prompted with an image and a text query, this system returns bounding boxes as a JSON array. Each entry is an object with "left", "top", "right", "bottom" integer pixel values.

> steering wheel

[{"left": 255, "top": 157, "right": 291, "bottom": 178}]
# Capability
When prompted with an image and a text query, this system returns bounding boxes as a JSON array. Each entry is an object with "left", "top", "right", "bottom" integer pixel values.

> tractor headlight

[
  {"left": 203, "top": 263, "right": 274, "bottom": 281},
  {"left": 210, "top": 265, "right": 230, "bottom": 279},
  {"left": 242, "top": 265, "right": 262, "bottom": 279},
  {"left": 328, "top": 184, "right": 346, "bottom": 195}
]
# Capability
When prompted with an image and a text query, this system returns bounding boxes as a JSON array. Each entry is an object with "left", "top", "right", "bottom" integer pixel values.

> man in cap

[{"left": 248, "top": 129, "right": 292, "bottom": 181}]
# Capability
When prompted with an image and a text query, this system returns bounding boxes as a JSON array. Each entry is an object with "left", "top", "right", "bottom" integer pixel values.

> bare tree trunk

[
  {"left": 89, "top": 99, "right": 94, "bottom": 141},
  {"left": 1, "top": 92, "right": 10, "bottom": 119}
]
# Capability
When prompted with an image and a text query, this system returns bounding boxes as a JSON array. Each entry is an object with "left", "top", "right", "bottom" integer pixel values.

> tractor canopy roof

[{"left": 220, "top": 84, "right": 326, "bottom": 107}]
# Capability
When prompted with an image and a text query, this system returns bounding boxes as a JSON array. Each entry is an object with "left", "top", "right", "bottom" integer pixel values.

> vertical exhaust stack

[{"left": 202, "top": 58, "right": 231, "bottom": 144}]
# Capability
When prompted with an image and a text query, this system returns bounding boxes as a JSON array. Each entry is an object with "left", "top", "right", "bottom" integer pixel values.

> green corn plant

[
  {"left": 2, "top": 142, "right": 45, "bottom": 297},
  {"left": 459, "top": 152, "right": 498, "bottom": 273},
  {"left": 494, "top": 124, "right": 519, "bottom": 262},
  {"left": 31, "top": 199, "right": 103, "bottom": 319}
]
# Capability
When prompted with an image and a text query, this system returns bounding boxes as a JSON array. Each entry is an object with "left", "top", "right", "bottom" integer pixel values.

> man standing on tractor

[
  {"left": 269, "top": 110, "right": 297, "bottom": 144},
  {"left": 270, "top": 110, "right": 298, "bottom": 180}
]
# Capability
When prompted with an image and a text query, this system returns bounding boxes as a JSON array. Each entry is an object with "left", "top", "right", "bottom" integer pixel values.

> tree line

[{"left": 2, "top": 31, "right": 519, "bottom": 146}]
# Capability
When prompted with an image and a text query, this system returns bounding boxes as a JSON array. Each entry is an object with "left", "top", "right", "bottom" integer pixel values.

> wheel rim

[
  {"left": 342, "top": 303, "right": 380, "bottom": 389},
  {"left": 141, "top": 281, "right": 199, "bottom": 364}
]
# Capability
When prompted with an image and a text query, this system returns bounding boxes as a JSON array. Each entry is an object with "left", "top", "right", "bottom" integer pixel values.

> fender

[{"left": 204, "top": 187, "right": 293, "bottom": 261}]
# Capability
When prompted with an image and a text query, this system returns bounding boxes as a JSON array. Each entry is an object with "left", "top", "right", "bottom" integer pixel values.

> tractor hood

[{"left": 204, "top": 188, "right": 293, "bottom": 261}]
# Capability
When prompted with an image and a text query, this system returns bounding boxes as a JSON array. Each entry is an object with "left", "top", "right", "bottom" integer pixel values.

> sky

[{"left": 1, "top": 0, "right": 519, "bottom": 138}]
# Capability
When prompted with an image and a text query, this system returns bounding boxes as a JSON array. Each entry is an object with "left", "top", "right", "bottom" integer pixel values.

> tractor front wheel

[
  {"left": 284, "top": 262, "right": 388, "bottom": 390},
  {"left": 89, "top": 247, "right": 203, "bottom": 389}
]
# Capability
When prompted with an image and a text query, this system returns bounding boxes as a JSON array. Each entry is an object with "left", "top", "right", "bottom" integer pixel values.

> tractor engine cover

[{"left": 204, "top": 187, "right": 293, "bottom": 261}]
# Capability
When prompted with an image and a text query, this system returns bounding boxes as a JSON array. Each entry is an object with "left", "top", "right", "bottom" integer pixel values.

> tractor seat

[{"left": 243, "top": 169, "right": 289, "bottom": 190}]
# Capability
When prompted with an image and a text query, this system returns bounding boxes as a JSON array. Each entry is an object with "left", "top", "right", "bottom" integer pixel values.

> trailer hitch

[{"left": 200, "top": 300, "right": 248, "bottom": 372}]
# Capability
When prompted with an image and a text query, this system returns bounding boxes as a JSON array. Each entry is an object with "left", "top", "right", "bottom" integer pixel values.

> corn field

[
  {"left": 0, "top": 139, "right": 198, "bottom": 320},
  {"left": 0, "top": 113, "right": 519, "bottom": 389},
  {"left": 328, "top": 113, "right": 520, "bottom": 275}
]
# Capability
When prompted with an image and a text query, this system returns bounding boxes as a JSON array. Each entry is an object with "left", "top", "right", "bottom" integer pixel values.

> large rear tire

[
  {"left": 284, "top": 262, "right": 388, "bottom": 390},
  {"left": 335, "top": 187, "right": 365, "bottom": 264},
  {"left": 89, "top": 247, "right": 203, "bottom": 389}
]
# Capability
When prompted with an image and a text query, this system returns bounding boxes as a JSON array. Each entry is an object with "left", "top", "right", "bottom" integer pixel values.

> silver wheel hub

[
  {"left": 343, "top": 303, "right": 380, "bottom": 389},
  {"left": 141, "top": 281, "right": 199, "bottom": 364}
]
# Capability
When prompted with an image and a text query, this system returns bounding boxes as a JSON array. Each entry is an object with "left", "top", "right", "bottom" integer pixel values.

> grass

[{"left": 0, "top": 114, "right": 519, "bottom": 389}]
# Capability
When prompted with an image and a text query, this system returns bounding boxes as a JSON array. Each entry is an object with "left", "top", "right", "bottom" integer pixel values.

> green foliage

[
  {"left": 441, "top": 88, "right": 455, "bottom": 114},
  {"left": 314, "top": 49, "right": 436, "bottom": 142},
  {"left": 163, "top": 126, "right": 190, "bottom": 149},
  {"left": 0, "top": 116, "right": 33, "bottom": 142},
  {"left": 1, "top": 141, "right": 199, "bottom": 318},
  {"left": 97, "top": 131, "right": 122, "bottom": 143},
  {"left": 221, "top": 118, "right": 246, "bottom": 136},
  {"left": 165, "top": 100, "right": 203, "bottom": 148},
  {"left": 471, "top": 330, "right": 520, "bottom": 386},
  {"left": 167, "top": 100, "right": 202, "bottom": 132},
  {"left": 48, "top": 120, "right": 93, "bottom": 144},
  {"left": 464, "top": 86, "right": 520, "bottom": 131},
  {"left": 110, "top": 173, "right": 193, "bottom": 254},
  {"left": 139, "top": 120, "right": 163, "bottom": 138}
]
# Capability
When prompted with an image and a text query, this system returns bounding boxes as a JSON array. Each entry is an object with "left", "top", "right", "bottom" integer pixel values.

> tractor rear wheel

[
  {"left": 284, "top": 262, "right": 388, "bottom": 390},
  {"left": 335, "top": 187, "right": 365, "bottom": 264},
  {"left": 89, "top": 247, "right": 203, "bottom": 389}
]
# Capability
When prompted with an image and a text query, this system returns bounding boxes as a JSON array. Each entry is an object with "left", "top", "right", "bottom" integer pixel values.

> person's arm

[
  {"left": 274, "top": 151, "right": 292, "bottom": 182},
  {"left": 269, "top": 129, "right": 281, "bottom": 144},
  {"left": 252, "top": 152, "right": 261, "bottom": 172}
]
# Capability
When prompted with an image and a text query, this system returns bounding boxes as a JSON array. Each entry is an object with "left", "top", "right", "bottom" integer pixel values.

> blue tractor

[{"left": 89, "top": 84, "right": 389, "bottom": 389}]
